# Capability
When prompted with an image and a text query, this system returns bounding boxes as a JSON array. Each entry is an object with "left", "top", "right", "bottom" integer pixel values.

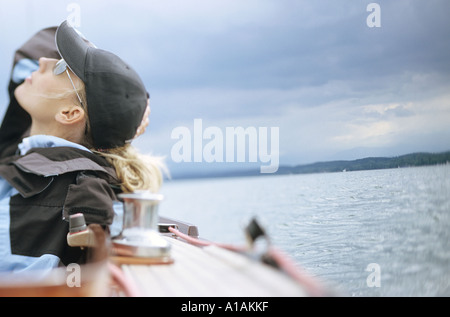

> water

[{"left": 158, "top": 165, "right": 450, "bottom": 296}]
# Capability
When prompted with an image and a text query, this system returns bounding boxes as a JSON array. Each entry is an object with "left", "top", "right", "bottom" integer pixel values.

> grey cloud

[{"left": 384, "top": 105, "right": 415, "bottom": 118}]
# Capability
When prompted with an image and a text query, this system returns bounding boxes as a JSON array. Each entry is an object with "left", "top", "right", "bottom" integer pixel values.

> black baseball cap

[{"left": 55, "top": 20, "right": 147, "bottom": 149}]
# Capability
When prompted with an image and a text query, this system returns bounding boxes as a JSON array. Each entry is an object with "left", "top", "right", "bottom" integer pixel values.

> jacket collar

[{"left": 0, "top": 147, "right": 119, "bottom": 198}]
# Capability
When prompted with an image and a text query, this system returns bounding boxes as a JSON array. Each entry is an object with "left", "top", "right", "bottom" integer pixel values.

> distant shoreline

[{"left": 168, "top": 150, "right": 450, "bottom": 180}]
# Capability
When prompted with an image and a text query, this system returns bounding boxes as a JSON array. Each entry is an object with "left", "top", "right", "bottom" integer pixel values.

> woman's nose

[{"left": 38, "top": 57, "right": 52, "bottom": 73}]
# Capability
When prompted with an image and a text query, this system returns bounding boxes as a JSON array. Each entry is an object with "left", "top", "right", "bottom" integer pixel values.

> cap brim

[{"left": 55, "top": 20, "right": 90, "bottom": 81}]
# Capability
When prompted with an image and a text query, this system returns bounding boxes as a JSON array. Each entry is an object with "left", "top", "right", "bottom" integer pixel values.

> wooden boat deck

[{"left": 119, "top": 236, "right": 309, "bottom": 297}]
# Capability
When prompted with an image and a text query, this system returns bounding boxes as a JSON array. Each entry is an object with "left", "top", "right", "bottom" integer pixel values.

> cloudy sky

[{"left": 1, "top": 0, "right": 449, "bottom": 177}]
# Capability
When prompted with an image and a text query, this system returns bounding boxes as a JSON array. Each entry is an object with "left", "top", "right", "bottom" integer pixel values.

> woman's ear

[{"left": 55, "top": 105, "right": 85, "bottom": 125}]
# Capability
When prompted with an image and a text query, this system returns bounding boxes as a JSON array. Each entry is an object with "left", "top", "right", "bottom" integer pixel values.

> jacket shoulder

[{"left": 20, "top": 147, "right": 118, "bottom": 180}]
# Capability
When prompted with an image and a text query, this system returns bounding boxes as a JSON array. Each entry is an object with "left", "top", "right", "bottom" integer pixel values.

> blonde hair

[{"left": 92, "top": 146, "right": 165, "bottom": 193}]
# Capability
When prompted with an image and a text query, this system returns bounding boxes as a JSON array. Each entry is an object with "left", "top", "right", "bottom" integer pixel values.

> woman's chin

[{"left": 14, "top": 84, "right": 30, "bottom": 112}]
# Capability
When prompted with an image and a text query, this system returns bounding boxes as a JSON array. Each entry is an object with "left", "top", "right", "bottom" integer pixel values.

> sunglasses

[{"left": 53, "top": 59, "right": 84, "bottom": 107}]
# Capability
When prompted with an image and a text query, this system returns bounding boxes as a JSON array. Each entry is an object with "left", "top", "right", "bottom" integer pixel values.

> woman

[{"left": 0, "top": 21, "right": 164, "bottom": 272}]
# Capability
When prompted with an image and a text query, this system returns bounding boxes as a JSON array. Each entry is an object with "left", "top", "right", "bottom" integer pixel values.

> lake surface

[{"left": 158, "top": 165, "right": 450, "bottom": 296}]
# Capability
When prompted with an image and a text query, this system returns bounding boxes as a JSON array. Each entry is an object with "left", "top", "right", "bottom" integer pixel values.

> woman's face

[{"left": 14, "top": 57, "right": 84, "bottom": 125}]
